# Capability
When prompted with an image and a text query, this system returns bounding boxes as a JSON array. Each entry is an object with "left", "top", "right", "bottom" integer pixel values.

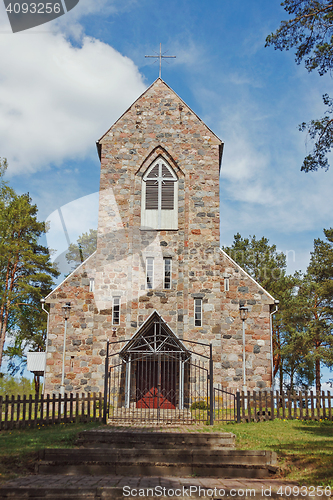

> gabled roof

[
  {"left": 119, "top": 310, "right": 189, "bottom": 360},
  {"left": 44, "top": 251, "right": 96, "bottom": 301},
  {"left": 96, "top": 78, "right": 224, "bottom": 167},
  {"left": 219, "top": 248, "right": 276, "bottom": 303}
]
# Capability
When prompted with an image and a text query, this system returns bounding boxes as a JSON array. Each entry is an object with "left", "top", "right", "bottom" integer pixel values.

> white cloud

[
  {"left": 227, "top": 71, "right": 263, "bottom": 88},
  {"left": 216, "top": 81, "right": 333, "bottom": 238},
  {"left": 0, "top": 12, "right": 146, "bottom": 175},
  {"left": 51, "top": 0, "right": 140, "bottom": 40}
]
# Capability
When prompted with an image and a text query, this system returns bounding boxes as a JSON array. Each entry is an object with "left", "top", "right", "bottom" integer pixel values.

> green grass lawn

[
  {"left": 204, "top": 419, "right": 333, "bottom": 487},
  {"left": 0, "top": 419, "right": 332, "bottom": 486},
  {"left": 0, "top": 421, "right": 103, "bottom": 483}
]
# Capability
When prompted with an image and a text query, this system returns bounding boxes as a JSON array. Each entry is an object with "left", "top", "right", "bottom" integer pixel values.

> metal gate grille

[
  {"left": 213, "top": 386, "right": 239, "bottom": 422},
  {"left": 105, "top": 352, "right": 211, "bottom": 424},
  {"left": 103, "top": 312, "right": 239, "bottom": 425}
]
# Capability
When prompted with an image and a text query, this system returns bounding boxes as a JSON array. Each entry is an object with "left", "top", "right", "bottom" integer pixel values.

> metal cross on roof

[{"left": 145, "top": 43, "right": 176, "bottom": 79}]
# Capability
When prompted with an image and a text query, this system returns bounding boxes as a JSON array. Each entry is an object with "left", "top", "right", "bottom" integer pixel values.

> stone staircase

[{"left": 36, "top": 429, "right": 278, "bottom": 479}]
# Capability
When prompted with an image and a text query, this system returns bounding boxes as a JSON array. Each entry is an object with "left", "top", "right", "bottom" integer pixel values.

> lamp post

[
  {"left": 40, "top": 298, "right": 49, "bottom": 396},
  {"left": 270, "top": 300, "right": 279, "bottom": 391},
  {"left": 60, "top": 302, "right": 71, "bottom": 407},
  {"left": 239, "top": 305, "right": 248, "bottom": 395}
]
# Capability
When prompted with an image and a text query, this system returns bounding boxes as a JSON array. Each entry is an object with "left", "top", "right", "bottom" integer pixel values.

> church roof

[
  {"left": 219, "top": 248, "right": 276, "bottom": 303},
  {"left": 96, "top": 78, "right": 224, "bottom": 167},
  {"left": 44, "top": 251, "right": 96, "bottom": 301}
]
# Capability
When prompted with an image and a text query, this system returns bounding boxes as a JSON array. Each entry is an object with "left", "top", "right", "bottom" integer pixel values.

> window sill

[{"left": 140, "top": 227, "right": 179, "bottom": 231}]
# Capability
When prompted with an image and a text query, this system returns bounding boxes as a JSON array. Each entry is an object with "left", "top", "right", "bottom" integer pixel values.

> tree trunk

[
  {"left": 290, "top": 367, "right": 294, "bottom": 394},
  {"left": 279, "top": 358, "right": 283, "bottom": 394},
  {"left": 313, "top": 299, "right": 321, "bottom": 405},
  {"left": 0, "top": 332, "right": 5, "bottom": 373},
  {"left": 0, "top": 260, "right": 12, "bottom": 369},
  {"left": 34, "top": 374, "right": 40, "bottom": 397},
  {"left": 0, "top": 291, "right": 14, "bottom": 369},
  {"left": 316, "top": 356, "right": 321, "bottom": 408},
  {"left": 0, "top": 249, "right": 20, "bottom": 368}
]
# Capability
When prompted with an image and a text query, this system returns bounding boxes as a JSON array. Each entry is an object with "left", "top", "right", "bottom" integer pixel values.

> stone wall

[
  {"left": 216, "top": 250, "right": 273, "bottom": 389},
  {"left": 43, "top": 79, "right": 274, "bottom": 395}
]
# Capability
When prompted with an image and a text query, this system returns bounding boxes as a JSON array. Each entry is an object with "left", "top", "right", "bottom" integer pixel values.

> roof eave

[
  {"left": 219, "top": 248, "right": 276, "bottom": 303},
  {"left": 44, "top": 250, "right": 97, "bottom": 301}
]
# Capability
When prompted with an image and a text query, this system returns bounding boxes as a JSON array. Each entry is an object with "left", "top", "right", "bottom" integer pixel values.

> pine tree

[
  {"left": 0, "top": 164, "right": 59, "bottom": 371},
  {"left": 276, "top": 275, "right": 315, "bottom": 392},
  {"left": 65, "top": 229, "right": 97, "bottom": 270},
  {"left": 223, "top": 233, "right": 314, "bottom": 390},
  {"left": 301, "top": 228, "right": 333, "bottom": 394},
  {"left": 223, "top": 232, "right": 287, "bottom": 292},
  {"left": 266, "top": 1, "right": 333, "bottom": 171}
]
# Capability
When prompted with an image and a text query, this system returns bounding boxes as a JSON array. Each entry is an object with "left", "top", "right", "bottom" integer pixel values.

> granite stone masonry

[{"left": 44, "top": 79, "right": 275, "bottom": 396}]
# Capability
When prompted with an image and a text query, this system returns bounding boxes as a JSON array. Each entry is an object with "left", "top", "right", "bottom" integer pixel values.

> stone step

[
  {"left": 0, "top": 477, "right": 319, "bottom": 500},
  {"left": 107, "top": 408, "right": 195, "bottom": 425},
  {"left": 38, "top": 463, "right": 278, "bottom": 479},
  {"left": 36, "top": 448, "right": 278, "bottom": 478},
  {"left": 76, "top": 430, "right": 236, "bottom": 449},
  {"left": 39, "top": 448, "right": 277, "bottom": 466},
  {"left": 107, "top": 417, "right": 196, "bottom": 425},
  {"left": 36, "top": 462, "right": 278, "bottom": 479}
]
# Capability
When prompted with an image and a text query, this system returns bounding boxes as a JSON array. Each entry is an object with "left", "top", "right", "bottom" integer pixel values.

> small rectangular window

[
  {"left": 224, "top": 278, "right": 229, "bottom": 291},
  {"left": 194, "top": 298, "right": 202, "bottom": 327},
  {"left": 146, "top": 258, "right": 154, "bottom": 289},
  {"left": 112, "top": 297, "right": 120, "bottom": 325},
  {"left": 164, "top": 258, "right": 172, "bottom": 289},
  {"left": 89, "top": 278, "right": 95, "bottom": 292}
]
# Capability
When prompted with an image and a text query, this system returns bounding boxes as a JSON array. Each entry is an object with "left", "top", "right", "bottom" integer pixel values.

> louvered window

[
  {"left": 145, "top": 164, "right": 159, "bottom": 210},
  {"left": 145, "top": 180, "right": 159, "bottom": 210},
  {"left": 161, "top": 164, "right": 175, "bottom": 210},
  {"left": 141, "top": 157, "right": 178, "bottom": 230},
  {"left": 161, "top": 181, "right": 174, "bottom": 209}
]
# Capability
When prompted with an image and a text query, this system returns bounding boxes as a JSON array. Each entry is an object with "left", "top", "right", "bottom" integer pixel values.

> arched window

[{"left": 141, "top": 157, "right": 178, "bottom": 230}]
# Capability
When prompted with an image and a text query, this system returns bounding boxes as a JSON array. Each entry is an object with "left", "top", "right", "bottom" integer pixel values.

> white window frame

[
  {"left": 141, "top": 156, "right": 178, "bottom": 230},
  {"left": 194, "top": 298, "right": 202, "bottom": 327},
  {"left": 163, "top": 258, "right": 172, "bottom": 289},
  {"left": 89, "top": 278, "right": 95, "bottom": 292},
  {"left": 224, "top": 278, "right": 229, "bottom": 292},
  {"left": 112, "top": 296, "right": 121, "bottom": 325},
  {"left": 146, "top": 258, "right": 154, "bottom": 289}
]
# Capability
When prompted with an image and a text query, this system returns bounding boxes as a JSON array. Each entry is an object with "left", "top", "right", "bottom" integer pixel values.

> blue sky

[{"left": 0, "top": 1, "right": 332, "bottom": 381}]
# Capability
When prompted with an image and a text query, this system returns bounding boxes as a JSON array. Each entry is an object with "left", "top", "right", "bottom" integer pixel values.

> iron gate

[
  {"left": 103, "top": 342, "right": 214, "bottom": 424},
  {"left": 103, "top": 314, "right": 239, "bottom": 424},
  {"left": 213, "top": 386, "right": 240, "bottom": 423}
]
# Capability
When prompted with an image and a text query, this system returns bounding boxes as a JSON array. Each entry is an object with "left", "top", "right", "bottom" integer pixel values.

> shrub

[{"left": 191, "top": 400, "right": 208, "bottom": 410}]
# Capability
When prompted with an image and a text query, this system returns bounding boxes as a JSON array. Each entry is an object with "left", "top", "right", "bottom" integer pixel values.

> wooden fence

[
  {"left": 1, "top": 390, "right": 333, "bottom": 429},
  {"left": 0, "top": 392, "right": 103, "bottom": 430},
  {"left": 237, "top": 390, "right": 333, "bottom": 422}
]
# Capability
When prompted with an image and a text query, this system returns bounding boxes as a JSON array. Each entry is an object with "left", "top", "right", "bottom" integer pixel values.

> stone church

[{"left": 43, "top": 78, "right": 275, "bottom": 400}]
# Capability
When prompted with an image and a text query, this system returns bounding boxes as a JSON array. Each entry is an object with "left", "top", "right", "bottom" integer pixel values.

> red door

[{"left": 136, "top": 359, "right": 177, "bottom": 409}]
